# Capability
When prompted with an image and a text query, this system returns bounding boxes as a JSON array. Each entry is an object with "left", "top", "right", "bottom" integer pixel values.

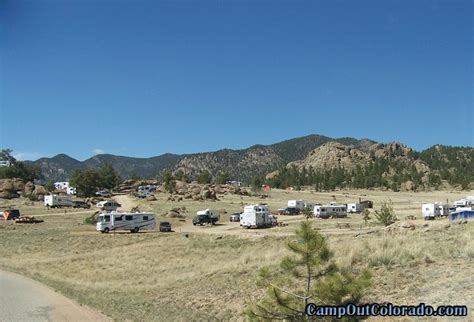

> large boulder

[
  {"left": 0, "top": 190, "right": 19, "bottom": 199},
  {"left": 0, "top": 179, "right": 14, "bottom": 192},
  {"left": 175, "top": 180, "right": 188, "bottom": 190},
  {"left": 12, "top": 179, "right": 25, "bottom": 191},
  {"left": 146, "top": 194, "right": 157, "bottom": 201},
  {"left": 31, "top": 185, "right": 47, "bottom": 201},
  {"left": 189, "top": 186, "right": 202, "bottom": 195},
  {"left": 23, "top": 181, "right": 35, "bottom": 196}
]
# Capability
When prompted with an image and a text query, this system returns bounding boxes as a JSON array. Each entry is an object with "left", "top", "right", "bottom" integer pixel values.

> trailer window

[
  {"left": 143, "top": 216, "right": 148, "bottom": 220},
  {"left": 125, "top": 215, "right": 133, "bottom": 221},
  {"left": 104, "top": 215, "right": 110, "bottom": 223},
  {"left": 115, "top": 216, "right": 123, "bottom": 221}
]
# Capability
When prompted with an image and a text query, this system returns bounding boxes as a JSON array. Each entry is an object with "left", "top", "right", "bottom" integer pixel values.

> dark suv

[
  {"left": 283, "top": 207, "right": 300, "bottom": 216},
  {"left": 159, "top": 221, "right": 172, "bottom": 232}
]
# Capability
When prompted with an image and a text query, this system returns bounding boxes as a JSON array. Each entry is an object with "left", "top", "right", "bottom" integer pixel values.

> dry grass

[{"left": 1, "top": 188, "right": 473, "bottom": 320}]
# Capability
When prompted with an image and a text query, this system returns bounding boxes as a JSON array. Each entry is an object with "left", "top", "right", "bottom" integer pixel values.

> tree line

[
  {"left": 264, "top": 154, "right": 471, "bottom": 191},
  {"left": 0, "top": 149, "right": 41, "bottom": 182}
]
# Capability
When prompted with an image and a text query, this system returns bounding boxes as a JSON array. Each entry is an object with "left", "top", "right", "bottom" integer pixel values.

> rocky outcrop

[
  {"left": 288, "top": 142, "right": 369, "bottom": 170},
  {"left": 0, "top": 178, "right": 46, "bottom": 200}
]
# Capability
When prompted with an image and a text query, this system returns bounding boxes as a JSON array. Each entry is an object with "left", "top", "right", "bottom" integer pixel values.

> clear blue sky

[{"left": 1, "top": 0, "right": 472, "bottom": 161}]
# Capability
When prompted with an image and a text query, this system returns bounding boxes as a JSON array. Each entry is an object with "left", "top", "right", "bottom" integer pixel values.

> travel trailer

[
  {"left": 454, "top": 196, "right": 474, "bottom": 208},
  {"left": 422, "top": 203, "right": 449, "bottom": 220},
  {"left": 240, "top": 204, "right": 273, "bottom": 229},
  {"left": 96, "top": 212, "right": 156, "bottom": 233},
  {"left": 288, "top": 200, "right": 305, "bottom": 210},
  {"left": 347, "top": 203, "right": 364, "bottom": 213},
  {"left": 44, "top": 194, "right": 74, "bottom": 208},
  {"left": 313, "top": 203, "right": 347, "bottom": 219}
]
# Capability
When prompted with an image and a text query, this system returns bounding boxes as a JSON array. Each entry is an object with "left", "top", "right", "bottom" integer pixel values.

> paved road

[{"left": 0, "top": 270, "right": 110, "bottom": 322}]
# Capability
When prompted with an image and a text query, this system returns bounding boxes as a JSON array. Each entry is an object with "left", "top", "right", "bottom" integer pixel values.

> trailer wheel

[
  {"left": 133, "top": 227, "right": 139, "bottom": 233},
  {"left": 103, "top": 228, "right": 110, "bottom": 234}
]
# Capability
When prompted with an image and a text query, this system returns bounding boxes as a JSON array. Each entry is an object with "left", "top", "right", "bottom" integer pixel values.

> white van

[{"left": 96, "top": 212, "right": 156, "bottom": 233}]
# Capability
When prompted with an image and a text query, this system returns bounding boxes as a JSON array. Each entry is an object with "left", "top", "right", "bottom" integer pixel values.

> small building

[
  {"left": 449, "top": 210, "right": 474, "bottom": 222},
  {"left": 0, "top": 160, "right": 12, "bottom": 167},
  {"left": 54, "top": 182, "right": 76, "bottom": 195}
]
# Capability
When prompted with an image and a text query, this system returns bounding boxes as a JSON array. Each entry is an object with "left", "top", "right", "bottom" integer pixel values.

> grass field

[{"left": 0, "top": 188, "right": 473, "bottom": 320}]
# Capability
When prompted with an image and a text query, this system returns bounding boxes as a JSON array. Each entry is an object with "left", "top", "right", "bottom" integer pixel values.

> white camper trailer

[
  {"left": 96, "top": 212, "right": 156, "bottom": 233},
  {"left": 347, "top": 203, "right": 364, "bottom": 213},
  {"left": 44, "top": 194, "right": 74, "bottom": 208},
  {"left": 240, "top": 204, "right": 273, "bottom": 229},
  {"left": 313, "top": 203, "right": 347, "bottom": 219},
  {"left": 454, "top": 196, "right": 474, "bottom": 208},
  {"left": 288, "top": 200, "right": 305, "bottom": 210},
  {"left": 422, "top": 203, "right": 449, "bottom": 220}
]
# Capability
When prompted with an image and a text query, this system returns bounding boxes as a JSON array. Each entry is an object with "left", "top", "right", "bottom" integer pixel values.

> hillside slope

[{"left": 28, "top": 134, "right": 374, "bottom": 182}]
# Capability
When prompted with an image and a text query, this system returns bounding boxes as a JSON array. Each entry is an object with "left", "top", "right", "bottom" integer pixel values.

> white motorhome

[
  {"left": 240, "top": 204, "right": 273, "bottom": 229},
  {"left": 347, "top": 203, "right": 364, "bottom": 213},
  {"left": 288, "top": 200, "right": 305, "bottom": 210},
  {"left": 96, "top": 200, "right": 121, "bottom": 212},
  {"left": 96, "top": 212, "right": 156, "bottom": 233},
  {"left": 44, "top": 194, "right": 74, "bottom": 208},
  {"left": 422, "top": 203, "right": 449, "bottom": 220},
  {"left": 313, "top": 203, "right": 347, "bottom": 219}
]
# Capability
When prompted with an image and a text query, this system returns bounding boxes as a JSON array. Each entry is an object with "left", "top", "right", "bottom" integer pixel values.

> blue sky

[{"left": 1, "top": 0, "right": 472, "bottom": 161}]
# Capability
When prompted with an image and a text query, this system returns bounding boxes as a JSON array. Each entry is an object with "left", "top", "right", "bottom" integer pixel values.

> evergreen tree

[
  {"left": 196, "top": 170, "right": 212, "bottom": 184},
  {"left": 244, "top": 222, "right": 371, "bottom": 320},
  {"left": 374, "top": 201, "right": 396, "bottom": 226},
  {"left": 98, "top": 163, "right": 121, "bottom": 190}
]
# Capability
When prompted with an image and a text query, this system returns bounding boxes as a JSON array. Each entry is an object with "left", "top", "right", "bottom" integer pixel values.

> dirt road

[
  {"left": 0, "top": 269, "right": 110, "bottom": 322},
  {"left": 113, "top": 194, "right": 137, "bottom": 212}
]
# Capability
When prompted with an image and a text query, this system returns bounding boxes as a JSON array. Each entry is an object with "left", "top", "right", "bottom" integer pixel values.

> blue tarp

[{"left": 449, "top": 210, "right": 474, "bottom": 222}]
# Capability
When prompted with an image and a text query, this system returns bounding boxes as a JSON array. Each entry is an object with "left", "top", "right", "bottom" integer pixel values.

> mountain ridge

[{"left": 24, "top": 134, "right": 473, "bottom": 186}]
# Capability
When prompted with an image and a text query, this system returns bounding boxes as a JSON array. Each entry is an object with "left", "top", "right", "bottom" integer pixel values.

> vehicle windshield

[{"left": 98, "top": 215, "right": 110, "bottom": 223}]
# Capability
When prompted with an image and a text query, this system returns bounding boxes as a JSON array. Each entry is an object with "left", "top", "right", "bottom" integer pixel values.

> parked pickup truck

[{"left": 192, "top": 209, "right": 220, "bottom": 226}]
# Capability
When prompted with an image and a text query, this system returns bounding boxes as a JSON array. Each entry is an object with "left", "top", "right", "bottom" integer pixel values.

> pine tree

[
  {"left": 374, "top": 201, "right": 396, "bottom": 226},
  {"left": 244, "top": 222, "right": 371, "bottom": 320}
]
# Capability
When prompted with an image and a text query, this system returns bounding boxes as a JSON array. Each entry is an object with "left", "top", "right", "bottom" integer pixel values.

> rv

[
  {"left": 454, "top": 196, "right": 474, "bottom": 208},
  {"left": 422, "top": 203, "right": 449, "bottom": 220},
  {"left": 96, "top": 212, "right": 155, "bottom": 233},
  {"left": 96, "top": 200, "right": 121, "bottom": 212},
  {"left": 288, "top": 200, "right": 305, "bottom": 210},
  {"left": 347, "top": 203, "right": 364, "bottom": 213},
  {"left": 313, "top": 203, "right": 347, "bottom": 219},
  {"left": 44, "top": 194, "right": 74, "bottom": 208},
  {"left": 240, "top": 204, "right": 273, "bottom": 229}
]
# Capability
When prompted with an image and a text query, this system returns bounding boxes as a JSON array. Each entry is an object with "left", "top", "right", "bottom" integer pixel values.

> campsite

[{"left": 1, "top": 187, "right": 473, "bottom": 320}]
